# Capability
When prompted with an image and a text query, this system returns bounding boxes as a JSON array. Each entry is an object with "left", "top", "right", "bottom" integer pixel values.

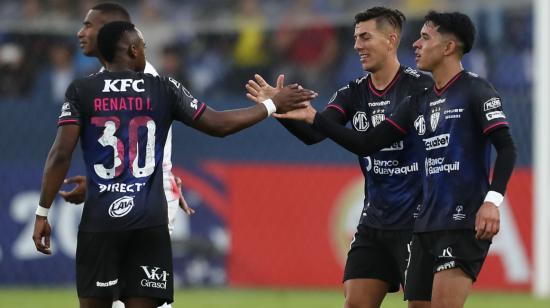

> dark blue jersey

[
  {"left": 58, "top": 71, "right": 205, "bottom": 232},
  {"left": 390, "top": 71, "right": 509, "bottom": 232},
  {"left": 326, "top": 66, "right": 432, "bottom": 230}
]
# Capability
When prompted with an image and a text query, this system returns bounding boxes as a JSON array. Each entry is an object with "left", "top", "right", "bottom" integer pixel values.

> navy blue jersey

[
  {"left": 58, "top": 71, "right": 205, "bottom": 232},
  {"left": 326, "top": 66, "right": 432, "bottom": 230},
  {"left": 389, "top": 71, "right": 509, "bottom": 232}
]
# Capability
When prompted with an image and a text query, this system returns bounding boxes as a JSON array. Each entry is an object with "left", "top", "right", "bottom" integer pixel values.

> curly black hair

[{"left": 97, "top": 21, "right": 135, "bottom": 62}]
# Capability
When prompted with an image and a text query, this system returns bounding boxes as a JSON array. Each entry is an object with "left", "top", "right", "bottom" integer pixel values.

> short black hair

[
  {"left": 97, "top": 21, "right": 136, "bottom": 62},
  {"left": 354, "top": 7, "right": 406, "bottom": 34},
  {"left": 92, "top": 2, "right": 131, "bottom": 22},
  {"left": 424, "top": 11, "right": 476, "bottom": 55}
]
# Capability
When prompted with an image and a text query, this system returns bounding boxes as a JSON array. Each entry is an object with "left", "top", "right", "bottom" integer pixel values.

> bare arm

[
  {"left": 194, "top": 85, "right": 316, "bottom": 137},
  {"left": 33, "top": 124, "right": 80, "bottom": 254}
]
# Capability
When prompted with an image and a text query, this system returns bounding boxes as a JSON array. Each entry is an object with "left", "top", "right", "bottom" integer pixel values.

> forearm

[
  {"left": 39, "top": 149, "right": 73, "bottom": 208},
  {"left": 312, "top": 112, "right": 405, "bottom": 156},
  {"left": 488, "top": 128, "right": 517, "bottom": 194},
  {"left": 196, "top": 105, "right": 267, "bottom": 137},
  {"left": 277, "top": 109, "right": 345, "bottom": 145}
]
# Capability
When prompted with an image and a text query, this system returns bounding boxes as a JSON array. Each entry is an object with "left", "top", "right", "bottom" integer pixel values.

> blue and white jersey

[
  {"left": 58, "top": 71, "right": 205, "bottom": 232},
  {"left": 326, "top": 66, "right": 432, "bottom": 230},
  {"left": 389, "top": 71, "right": 509, "bottom": 232}
]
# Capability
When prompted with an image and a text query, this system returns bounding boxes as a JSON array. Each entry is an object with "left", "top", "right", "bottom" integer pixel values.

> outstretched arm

[
  {"left": 194, "top": 84, "right": 317, "bottom": 137},
  {"left": 246, "top": 74, "right": 346, "bottom": 145},
  {"left": 33, "top": 124, "right": 80, "bottom": 254}
]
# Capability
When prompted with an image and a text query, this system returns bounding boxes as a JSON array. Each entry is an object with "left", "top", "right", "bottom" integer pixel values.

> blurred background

[{"left": 0, "top": 0, "right": 546, "bottom": 306}]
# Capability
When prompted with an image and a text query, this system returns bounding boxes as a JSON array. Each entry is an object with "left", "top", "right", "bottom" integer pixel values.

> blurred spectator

[
  {"left": 231, "top": 0, "right": 270, "bottom": 88},
  {"left": 273, "top": 0, "right": 338, "bottom": 92},
  {"left": 32, "top": 40, "right": 76, "bottom": 104},
  {"left": 160, "top": 44, "right": 190, "bottom": 87},
  {"left": 0, "top": 42, "right": 34, "bottom": 98}
]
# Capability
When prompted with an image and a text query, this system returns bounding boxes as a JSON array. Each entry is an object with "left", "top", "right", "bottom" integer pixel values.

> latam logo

[
  {"left": 483, "top": 97, "right": 501, "bottom": 111},
  {"left": 423, "top": 134, "right": 450, "bottom": 151},
  {"left": 140, "top": 266, "right": 169, "bottom": 289},
  {"left": 108, "top": 196, "right": 135, "bottom": 218},
  {"left": 102, "top": 79, "right": 145, "bottom": 92}
]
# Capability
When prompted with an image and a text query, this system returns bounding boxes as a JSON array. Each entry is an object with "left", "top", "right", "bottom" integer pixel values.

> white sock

[{"left": 112, "top": 301, "right": 125, "bottom": 308}]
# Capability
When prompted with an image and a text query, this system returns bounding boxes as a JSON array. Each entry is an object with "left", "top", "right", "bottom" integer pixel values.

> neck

[
  {"left": 370, "top": 57, "right": 401, "bottom": 89},
  {"left": 104, "top": 62, "right": 133, "bottom": 72},
  {"left": 432, "top": 58, "right": 463, "bottom": 89}
]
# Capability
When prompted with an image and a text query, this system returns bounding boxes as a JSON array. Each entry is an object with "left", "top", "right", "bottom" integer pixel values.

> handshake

[{"left": 246, "top": 74, "right": 319, "bottom": 125}]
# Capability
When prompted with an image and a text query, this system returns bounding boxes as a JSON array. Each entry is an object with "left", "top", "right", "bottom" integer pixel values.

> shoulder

[
  {"left": 402, "top": 66, "right": 432, "bottom": 84},
  {"left": 462, "top": 71, "right": 498, "bottom": 95},
  {"left": 144, "top": 61, "right": 159, "bottom": 76}
]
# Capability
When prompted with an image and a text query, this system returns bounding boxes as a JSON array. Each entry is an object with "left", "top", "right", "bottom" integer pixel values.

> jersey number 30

[{"left": 91, "top": 116, "right": 156, "bottom": 179}]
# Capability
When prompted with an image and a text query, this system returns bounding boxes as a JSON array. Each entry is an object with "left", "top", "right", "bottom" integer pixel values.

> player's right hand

[
  {"left": 246, "top": 74, "right": 284, "bottom": 104},
  {"left": 32, "top": 216, "right": 52, "bottom": 255},
  {"left": 273, "top": 101, "right": 317, "bottom": 124},
  {"left": 272, "top": 84, "right": 317, "bottom": 114},
  {"left": 59, "top": 175, "right": 87, "bottom": 204}
]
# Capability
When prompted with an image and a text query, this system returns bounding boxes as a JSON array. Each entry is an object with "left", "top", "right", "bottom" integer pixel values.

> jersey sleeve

[
  {"left": 324, "top": 82, "right": 355, "bottom": 121},
  {"left": 57, "top": 81, "right": 81, "bottom": 126},
  {"left": 470, "top": 79, "right": 509, "bottom": 134},
  {"left": 165, "top": 77, "right": 206, "bottom": 125},
  {"left": 386, "top": 95, "right": 417, "bottom": 134}
]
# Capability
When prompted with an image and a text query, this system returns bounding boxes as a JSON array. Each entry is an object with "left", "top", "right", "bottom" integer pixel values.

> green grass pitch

[{"left": 1, "top": 288, "right": 549, "bottom": 307}]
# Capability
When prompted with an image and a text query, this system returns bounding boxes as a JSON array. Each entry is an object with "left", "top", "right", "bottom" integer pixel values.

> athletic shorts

[
  {"left": 343, "top": 224, "right": 413, "bottom": 292},
  {"left": 404, "top": 230, "right": 491, "bottom": 301},
  {"left": 76, "top": 225, "right": 173, "bottom": 305}
]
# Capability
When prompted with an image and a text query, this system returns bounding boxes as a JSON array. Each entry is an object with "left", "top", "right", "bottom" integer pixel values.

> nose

[
  {"left": 77, "top": 27, "right": 85, "bottom": 38},
  {"left": 354, "top": 38, "right": 361, "bottom": 51},
  {"left": 412, "top": 38, "right": 421, "bottom": 50}
]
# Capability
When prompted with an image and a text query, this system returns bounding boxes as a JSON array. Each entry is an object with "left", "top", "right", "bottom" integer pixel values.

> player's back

[{"left": 59, "top": 71, "right": 202, "bottom": 232}]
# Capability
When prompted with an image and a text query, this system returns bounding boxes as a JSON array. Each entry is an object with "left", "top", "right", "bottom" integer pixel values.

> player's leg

[
  {"left": 76, "top": 230, "right": 126, "bottom": 308},
  {"left": 79, "top": 298, "right": 113, "bottom": 308},
  {"left": 120, "top": 225, "right": 174, "bottom": 307},
  {"left": 124, "top": 297, "right": 158, "bottom": 308},
  {"left": 430, "top": 268, "right": 472, "bottom": 308},
  {"left": 404, "top": 234, "right": 433, "bottom": 308},
  {"left": 429, "top": 230, "right": 490, "bottom": 308},
  {"left": 344, "top": 279, "right": 388, "bottom": 308},
  {"left": 343, "top": 225, "right": 401, "bottom": 308}
]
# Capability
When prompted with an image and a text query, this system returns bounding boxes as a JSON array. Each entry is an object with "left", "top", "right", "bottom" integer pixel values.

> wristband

[
  {"left": 484, "top": 191, "right": 504, "bottom": 207},
  {"left": 261, "top": 99, "right": 277, "bottom": 117},
  {"left": 35, "top": 205, "right": 50, "bottom": 217}
]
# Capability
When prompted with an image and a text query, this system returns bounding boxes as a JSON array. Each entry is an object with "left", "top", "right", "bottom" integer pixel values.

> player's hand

[
  {"left": 59, "top": 175, "right": 87, "bottom": 204},
  {"left": 175, "top": 176, "right": 195, "bottom": 215},
  {"left": 246, "top": 74, "right": 284, "bottom": 104},
  {"left": 32, "top": 216, "right": 52, "bottom": 255},
  {"left": 272, "top": 84, "right": 317, "bottom": 114},
  {"left": 273, "top": 101, "right": 318, "bottom": 124},
  {"left": 475, "top": 202, "right": 500, "bottom": 240}
]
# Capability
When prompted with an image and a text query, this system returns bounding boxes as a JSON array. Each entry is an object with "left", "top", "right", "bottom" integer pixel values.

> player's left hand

[
  {"left": 246, "top": 74, "right": 284, "bottom": 104},
  {"left": 475, "top": 202, "right": 500, "bottom": 240},
  {"left": 59, "top": 175, "right": 87, "bottom": 204},
  {"left": 32, "top": 216, "right": 52, "bottom": 255},
  {"left": 175, "top": 176, "right": 195, "bottom": 215}
]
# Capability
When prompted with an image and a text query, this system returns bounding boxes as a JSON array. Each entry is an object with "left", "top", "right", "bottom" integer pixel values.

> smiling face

[
  {"left": 353, "top": 19, "right": 397, "bottom": 73},
  {"left": 412, "top": 21, "right": 453, "bottom": 72}
]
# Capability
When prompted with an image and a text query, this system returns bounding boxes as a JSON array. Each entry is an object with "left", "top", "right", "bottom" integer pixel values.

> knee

[
  {"left": 344, "top": 296, "right": 375, "bottom": 308},
  {"left": 408, "top": 300, "right": 431, "bottom": 308}
]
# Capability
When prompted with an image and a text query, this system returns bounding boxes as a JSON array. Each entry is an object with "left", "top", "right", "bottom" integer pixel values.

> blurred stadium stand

[{"left": 0, "top": 0, "right": 535, "bottom": 290}]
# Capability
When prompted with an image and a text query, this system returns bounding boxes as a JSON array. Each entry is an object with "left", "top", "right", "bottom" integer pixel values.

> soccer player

[
  {"left": 275, "top": 11, "right": 517, "bottom": 308},
  {"left": 32, "top": 21, "right": 315, "bottom": 308},
  {"left": 247, "top": 7, "right": 432, "bottom": 308},
  {"left": 59, "top": 3, "right": 194, "bottom": 232}
]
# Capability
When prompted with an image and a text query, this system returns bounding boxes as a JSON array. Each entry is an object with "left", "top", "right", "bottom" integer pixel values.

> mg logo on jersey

[
  {"left": 102, "top": 79, "right": 145, "bottom": 92},
  {"left": 414, "top": 115, "right": 426, "bottom": 135},
  {"left": 108, "top": 196, "right": 135, "bottom": 218},
  {"left": 371, "top": 112, "right": 385, "bottom": 127},
  {"left": 353, "top": 112, "right": 369, "bottom": 131},
  {"left": 140, "top": 266, "right": 169, "bottom": 289},
  {"left": 430, "top": 108, "right": 441, "bottom": 131},
  {"left": 423, "top": 134, "right": 450, "bottom": 151}
]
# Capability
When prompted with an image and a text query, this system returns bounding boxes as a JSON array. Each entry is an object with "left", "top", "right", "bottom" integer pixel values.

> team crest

[
  {"left": 371, "top": 111, "right": 385, "bottom": 127},
  {"left": 352, "top": 112, "right": 369, "bottom": 131},
  {"left": 414, "top": 115, "right": 426, "bottom": 135},
  {"left": 430, "top": 107, "right": 441, "bottom": 131}
]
